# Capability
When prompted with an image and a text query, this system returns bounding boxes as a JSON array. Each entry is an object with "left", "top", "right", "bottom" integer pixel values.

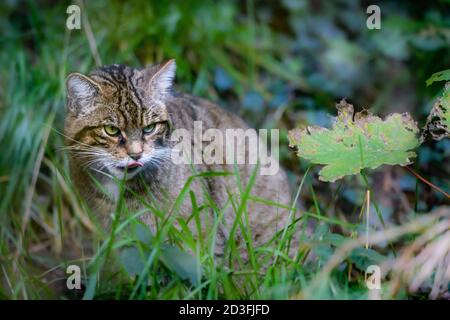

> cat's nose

[
  {"left": 127, "top": 141, "right": 143, "bottom": 160},
  {"left": 128, "top": 152, "right": 143, "bottom": 160}
]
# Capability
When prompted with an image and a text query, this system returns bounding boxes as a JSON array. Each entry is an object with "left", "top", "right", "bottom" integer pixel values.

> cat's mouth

[{"left": 117, "top": 161, "right": 144, "bottom": 172}]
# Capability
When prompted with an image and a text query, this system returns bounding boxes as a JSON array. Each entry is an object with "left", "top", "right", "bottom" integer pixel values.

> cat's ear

[
  {"left": 143, "top": 59, "right": 176, "bottom": 98},
  {"left": 66, "top": 73, "right": 101, "bottom": 112}
]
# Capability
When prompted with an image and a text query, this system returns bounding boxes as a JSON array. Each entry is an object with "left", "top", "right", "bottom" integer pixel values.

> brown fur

[{"left": 65, "top": 61, "right": 292, "bottom": 257}]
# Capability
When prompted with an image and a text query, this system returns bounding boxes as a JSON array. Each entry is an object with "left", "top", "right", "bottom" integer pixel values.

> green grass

[
  {"left": 74, "top": 165, "right": 364, "bottom": 300},
  {"left": 0, "top": 1, "right": 448, "bottom": 300}
]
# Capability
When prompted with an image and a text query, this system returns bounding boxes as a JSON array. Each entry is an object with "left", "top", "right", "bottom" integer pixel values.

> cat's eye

[
  {"left": 142, "top": 124, "right": 156, "bottom": 134},
  {"left": 104, "top": 125, "right": 120, "bottom": 136}
]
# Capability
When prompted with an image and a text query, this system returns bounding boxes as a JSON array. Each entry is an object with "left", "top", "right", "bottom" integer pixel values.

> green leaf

[
  {"left": 119, "top": 246, "right": 146, "bottom": 276},
  {"left": 134, "top": 222, "right": 153, "bottom": 244},
  {"left": 159, "top": 246, "right": 201, "bottom": 286},
  {"left": 119, "top": 242, "right": 200, "bottom": 285},
  {"left": 119, "top": 222, "right": 201, "bottom": 285},
  {"left": 423, "top": 82, "right": 450, "bottom": 141},
  {"left": 288, "top": 100, "right": 420, "bottom": 182},
  {"left": 426, "top": 69, "right": 450, "bottom": 86},
  {"left": 350, "top": 247, "right": 386, "bottom": 271},
  {"left": 118, "top": 223, "right": 154, "bottom": 277}
]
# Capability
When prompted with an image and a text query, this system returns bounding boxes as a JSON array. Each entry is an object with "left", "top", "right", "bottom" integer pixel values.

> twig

[
  {"left": 404, "top": 166, "right": 450, "bottom": 199},
  {"left": 366, "top": 190, "right": 370, "bottom": 250},
  {"left": 303, "top": 208, "right": 450, "bottom": 296}
]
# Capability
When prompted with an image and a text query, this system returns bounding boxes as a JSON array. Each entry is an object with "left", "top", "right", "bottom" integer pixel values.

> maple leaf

[{"left": 288, "top": 100, "right": 420, "bottom": 182}]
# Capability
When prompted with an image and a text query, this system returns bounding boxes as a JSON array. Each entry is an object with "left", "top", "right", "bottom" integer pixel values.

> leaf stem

[{"left": 404, "top": 166, "right": 450, "bottom": 199}]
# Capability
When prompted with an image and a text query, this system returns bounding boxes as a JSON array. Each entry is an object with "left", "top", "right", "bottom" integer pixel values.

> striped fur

[{"left": 65, "top": 61, "right": 292, "bottom": 258}]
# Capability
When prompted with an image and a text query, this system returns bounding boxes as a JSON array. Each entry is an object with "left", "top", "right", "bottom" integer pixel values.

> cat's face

[{"left": 65, "top": 61, "right": 175, "bottom": 180}]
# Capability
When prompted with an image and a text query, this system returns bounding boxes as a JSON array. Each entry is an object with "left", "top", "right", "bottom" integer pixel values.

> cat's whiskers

[
  {"left": 90, "top": 167, "right": 115, "bottom": 180},
  {"left": 140, "top": 147, "right": 173, "bottom": 169},
  {"left": 66, "top": 146, "right": 109, "bottom": 162},
  {"left": 79, "top": 154, "right": 115, "bottom": 172},
  {"left": 53, "top": 128, "right": 95, "bottom": 150},
  {"left": 68, "top": 143, "right": 174, "bottom": 182}
]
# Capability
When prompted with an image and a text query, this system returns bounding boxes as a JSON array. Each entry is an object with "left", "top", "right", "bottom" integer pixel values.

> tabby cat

[{"left": 64, "top": 60, "right": 291, "bottom": 256}]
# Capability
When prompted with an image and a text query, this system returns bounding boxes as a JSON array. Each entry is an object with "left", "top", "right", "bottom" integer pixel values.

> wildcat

[{"left": 64, "top": 60, "right": 292, "bottom": 256}]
